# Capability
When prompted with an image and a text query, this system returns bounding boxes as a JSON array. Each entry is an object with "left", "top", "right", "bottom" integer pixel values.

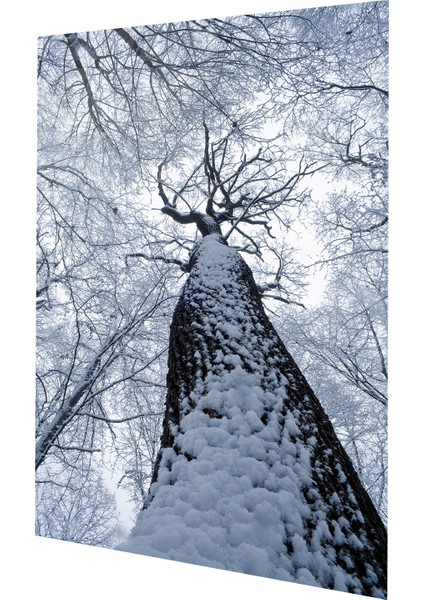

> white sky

[{"left": 2, "top": 0, "right": 423, "bottom": 598}]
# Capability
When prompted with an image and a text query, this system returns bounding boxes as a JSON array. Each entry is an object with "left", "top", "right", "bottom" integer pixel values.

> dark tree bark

[{"left": 121, "top": 232, "right": 387, "bottom": 597}]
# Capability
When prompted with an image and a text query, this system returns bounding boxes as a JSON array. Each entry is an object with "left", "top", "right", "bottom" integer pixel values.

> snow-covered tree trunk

[{"left": 120, "top": 233, "right": 387, "bottom": 597}]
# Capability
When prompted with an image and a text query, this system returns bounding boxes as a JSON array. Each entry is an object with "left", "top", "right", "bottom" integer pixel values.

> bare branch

[
  {"left": 317, "top": 79, "right": 388, "bottom": 99},
  {"left": 125, "top": 251, "right": 189, "bottom": 272},
  {"left": 79, "top": 411, "right": 165, "bottom": 423}
]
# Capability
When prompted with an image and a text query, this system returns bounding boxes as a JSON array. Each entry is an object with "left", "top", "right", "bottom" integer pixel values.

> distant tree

[{"left": 36, "top": 465, "right": 120, "bottom": 547}]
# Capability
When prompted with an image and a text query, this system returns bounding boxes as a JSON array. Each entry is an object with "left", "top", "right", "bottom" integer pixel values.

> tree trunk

[{"left": 120, "top": 234, "right": 387, "bottom": 597}]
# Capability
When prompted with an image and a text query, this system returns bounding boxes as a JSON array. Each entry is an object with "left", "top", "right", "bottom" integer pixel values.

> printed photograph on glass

[{"left": 36, "top": 2, "right": 388, "bottom": 596}]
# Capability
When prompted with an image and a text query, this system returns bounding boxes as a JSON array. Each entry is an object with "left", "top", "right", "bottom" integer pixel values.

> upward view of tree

[{"left": 36, "top": 1, "right": 388, "bottom": 594}]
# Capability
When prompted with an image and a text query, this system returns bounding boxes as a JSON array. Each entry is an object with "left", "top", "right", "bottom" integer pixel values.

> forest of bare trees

[{"left": 33, "top": 0, "right": 389, "bottom": 595}]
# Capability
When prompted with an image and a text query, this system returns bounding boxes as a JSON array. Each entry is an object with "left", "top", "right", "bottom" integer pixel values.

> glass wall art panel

[{"left": 35, "top": 2, "right": 389, "bottom": 597}]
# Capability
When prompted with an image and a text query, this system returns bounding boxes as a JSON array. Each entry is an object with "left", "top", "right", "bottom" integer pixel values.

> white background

[{"left": 1, "top": 1, "right": 421, "bottom": 598}]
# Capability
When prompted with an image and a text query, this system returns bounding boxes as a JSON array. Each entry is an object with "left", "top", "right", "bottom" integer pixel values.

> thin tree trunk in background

[{"left": 121, "top": 234, "right": 387, "bottom": 597}]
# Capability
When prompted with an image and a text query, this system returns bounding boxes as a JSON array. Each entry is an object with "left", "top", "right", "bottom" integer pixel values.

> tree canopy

[{"left": 36, "top": 0, "right": 388, "bottom": 546}]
